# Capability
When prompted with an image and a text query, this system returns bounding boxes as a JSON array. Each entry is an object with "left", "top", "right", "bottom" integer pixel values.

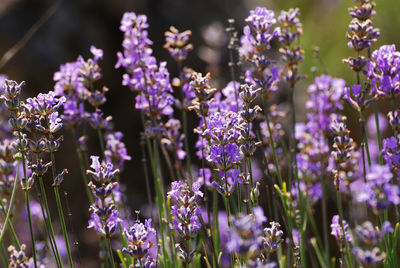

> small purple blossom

[{"left": 330, "top": 215, "right": 352, "bottom": 244}]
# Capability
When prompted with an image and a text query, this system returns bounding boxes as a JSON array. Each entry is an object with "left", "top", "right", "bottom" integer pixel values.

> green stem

[
  {"left": 182, "top": 110, "right": 193, "bottom": 185},
  {"left": 71, "top": 129, "right": 93, "bottom": 204},
  {"left": 373, "top": 102, "right": 384, "bottom": 165},
  {"left": 0, "top": 242, "right": 8, "bottom": 267},
  {"left": 38, "top": 176, "right": 63, "bottom": 267},
  {"left": 336, "top": 186, "right": 353, "bottom": 268},
  {"left": 53, "top": 186, "right": 74, "bottom": 268},
  {"left": 106, "top": 237, "right": 116, "bottom": 268},
  {"left": 0, "top": 198, "right": 20, "bottom": 250},
  {"left": 25, "top": 190, "right": 38, "bottom": 268},
  {"left": 262, "top": 95, "right": 283, "bottom": 186},
  {"left": 97, "top": 129, "right": 106, "bottom": 159},
  {"left": 0, "top": 164, "right": 19, "bottom": 244},
  {"left": 289, "top": 87, "right": 306, "bottom": 267}
]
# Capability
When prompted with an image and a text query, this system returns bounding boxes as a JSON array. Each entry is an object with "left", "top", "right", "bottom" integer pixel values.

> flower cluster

[
  {"left": 164, "top": 26, "right": 193, "bottom": 62},
  {"left": 116, "top": 12, "right": 174, "bottom": 136},
  {"left": 352, "top": 164, "right": 400, "bottom": 213},
  {"left": 352, "top": 221, "right": 393, "bottom": 266},
  {"left": 87, "top": 156, "right": 121, "bottom": 237},
  {"left": 240, "top": 7, "right": 280, "bottom": 97},
  {"left": 122, "top": 219, "right": 157, "bottom": 267},
  {"left": 277, "top": 8, "right": 304, "bottom": 87},
  {"left": 168, "top": 181, "right": 202, "bottom": 240}
]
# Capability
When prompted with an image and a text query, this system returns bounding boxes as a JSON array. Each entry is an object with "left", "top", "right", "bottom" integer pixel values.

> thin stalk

[
  {"left": 106, "top": 238, "right": 116, "bottom": 268},
  {"left": 0, "top": 198, "right": 20, "bottom": 249},
  {"left": 38, "top": 176, "right": 63, "bottom": 267},
  {"left": 373, "top": 102, "right": 384, "bottom": 165},
  {"left": 140, "top": 134, "right": 154, "bottom": 217},
  {"left": 16, "top": 131, "right": 38, "bottom": 263},
  {"left": 97, "top": 129, "right": 106, "bottom": 159},
  {"left": 262, "top": 96, "right": 283, "bottom": 186},
  {"left": 336, "top": 184, "right": 353, "bottom": 268},
  {"left": 0, "top": 242, "right": 8, "bottom": 267},
  {"left": 25, "top": 190, "right": 38, "bottom": 268},
  {"left": 0, "top": 164, "right": 19, "bottom": 244},
  {"left": 53, "top": 186, "right": 74, "bottom": 267},
  {"left": 182, "top": 110, "right": 193, "bottom": 185},
  {"left": 71, "top": 128, "right": 93, "bottom": 203},
  {"left": 212, "top": 190, "right": 220, "bottom": 262},
  {"left": 289, "top": 87, "right": 306, "bottom": 267}
]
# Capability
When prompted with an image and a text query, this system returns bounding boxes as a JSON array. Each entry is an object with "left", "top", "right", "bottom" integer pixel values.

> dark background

[{"left": 1, "top": 0, "right": 400, "bottom": 266}]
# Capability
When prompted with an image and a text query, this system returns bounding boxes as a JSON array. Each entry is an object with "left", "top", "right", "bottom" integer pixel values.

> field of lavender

[{"left": 1, "top": 0, "right": 400, "bottom": 267}]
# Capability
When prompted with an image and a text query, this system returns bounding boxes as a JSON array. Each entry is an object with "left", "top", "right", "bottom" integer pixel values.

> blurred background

[{"left": 1, "top": 0, "right": 400, "bottom": 266}]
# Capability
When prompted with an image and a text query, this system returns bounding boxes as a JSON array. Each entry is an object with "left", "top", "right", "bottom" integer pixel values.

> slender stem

[
  {"left": 97, "top": 129, "right": 106, "bottom": 159},
  {"left": 336, "top": 186, "right": 353, "bottom": 268},
  {"left": 25, "top": 190, "right": 38, "bottom": 268},
  {"left": 53, "top": 186, "right": 74, "bottom": 267},
  {"left": 16, "top": 131, "right": 37, "bottom": 263},
  {"left": 289, "top": 86, "right": 306, "bottom": 267},
  {"left": 182, "top": 110, "right": 193, "bottom": 185},
  {"left": 0, "top": 198, "right": 20, "bottom": 250},
  {"left": 373, "top": 102, "right": 384, "bottom": 165},
  {"left": 0, "top": 241, "right": 8, "bottom": 267},
  {"left": 71, "top": 129, "right": 93, "bottom": 204},
  {"left": 262, "top": 95, "right": 283, "bottom": 186},
  {"left": 0, "top": 164, "right": 19, "bottom": 244},
  {"left": 106, "top": 238, "right": 116, "bottom": 268},
  {"left": 38, "top": 176, "right": 63, "bottom": 267}
]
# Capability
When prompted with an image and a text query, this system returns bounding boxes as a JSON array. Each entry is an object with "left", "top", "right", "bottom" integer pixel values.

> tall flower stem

[
  {"left": 71, "top": 128, "right": 93, "bottom": 204},
  {"left": 16, "top": 130, "right": 38, "bottom": 265},
  {"left": 0, "top": 197, "right": 20, "bottom": 249},
  {"left": 182, "top": 109, "right": 193, "bottom": 185},
  {"left": 25, "top": 190, "right": 38, "bottom": 268},
  {"left": 97, "top": 129, "right": 106, "bottom": 159},
  {"left": 373, "top": 102, "right": 384, "bottom": 165},
  {"left": 106, "top": 237, "right": 116, "bottom": 268},
  {"left": 49, "top": 150, "right": 74, "bottom": 268},
  {"left": 335, "top": 181, "right": 353, "bottom": 268},
  {"left": 53, "top": 185, "right": 74, "bottom": 267},
  {"left": 289, "top": 86, "right": 306, "bottom": 267},
  {"left": 0, "top": 164, "right": 19, "bottom": 244},
  {"left": 38, "top": 176, "right": 63, "bottom": 267}
]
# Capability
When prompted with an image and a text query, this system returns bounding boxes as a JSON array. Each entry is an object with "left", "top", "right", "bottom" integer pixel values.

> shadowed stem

[
  {"left": 53, "top": 185, "right": 74, "bottom": 268},
  {"left": 38, "top": 176, "right": 63, "bottom": 267},
  {"left": 373, "top": 102, "right": 384, "bottom": 165},
  {"left": 0, "top": 165, "right": 19, "bottom": 245},
  {"left": 336, "top": 180, "right": 353, "bottom": 268},
  {"left": 50, "top": 151, "right": 74, "bottom": 268},
  {"left": 25, "top": 190, "right": 38, "bottom": 268},
  {"left": 0, "top": 198, "right": 20, "bottom": 249},
  {"left": 71, "top": 128, "right": 93, "bottom": 204}
]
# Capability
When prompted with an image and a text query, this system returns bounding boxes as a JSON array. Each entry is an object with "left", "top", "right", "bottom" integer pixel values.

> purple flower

[
  {"left": 382, "top": 136, "right": 400, "bottom": 177},
  {"left": 352, "top": 247, "right": 386, "bottom": 266},
  {"left": 87, "top": 156, "right": 119, "bottom": 184},
  {"left": 88, "top": 205, "right": 120, "bottom": 237},
  {"left": 164, "top": 26, "right": 193, "bottom": 62},
  {"left": 61, "top": 100, "right": 86, "bottom": 129},
  {"left": 355, "top": 221, "right": 393, "bottom": 245},
  {"left": 168, "top": 181, "right": 202, "bottom": 240},
  {"left": 263, "top": 222, "right": 284, "bottom": 253},
  {"left": 226, "top": 206, "right": 267, "bottom": 258},
  {"left": 104, "top": 132, "right": 131, "bottom": 170},
  {"left": 367, "top": 45, "right": 400, "bottom": 97},
  {"left": 25, "top": 91, "right": 66, "bottom": 117},
  {"left": 245, "top": 7, "right": 276, "bottom": 33},
  {"left": 353, "top": 164, "right": 400, "bottom": 212},
  {"left": 330, "top": 215, "right": 352, "bottom": 244},
  {"left": 122, "top": 218, "right": 157, "bottom": 264}
]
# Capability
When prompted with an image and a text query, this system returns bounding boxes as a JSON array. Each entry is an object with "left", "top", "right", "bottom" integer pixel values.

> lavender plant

[{"left": 2, "top": 1, "right": 400, "bottom": 268}]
